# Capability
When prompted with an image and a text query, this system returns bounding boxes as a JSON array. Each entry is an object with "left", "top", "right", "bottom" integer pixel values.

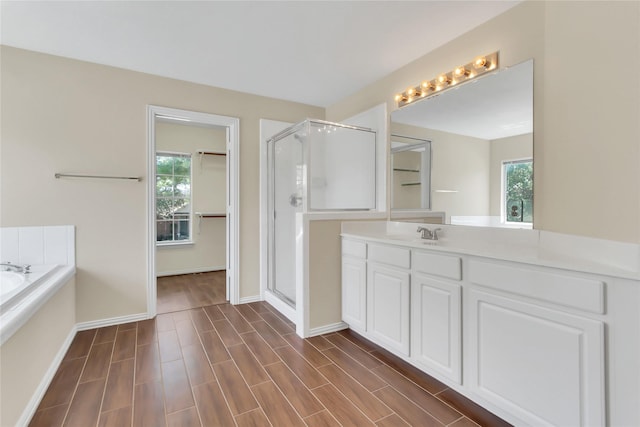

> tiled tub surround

[
  {"left": 0, "top": 225, "right": 76, "bottom": 345},
  {"left": 0, "top": 225, "right": 76, "bottom": 426},
  {"left": 341, "top": 221, "right": 640, "bottom": 426}
]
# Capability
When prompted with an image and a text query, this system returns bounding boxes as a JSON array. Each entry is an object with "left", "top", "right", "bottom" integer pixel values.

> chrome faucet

[
  {"left": 1, "top": 262, "right": 31, "bottom": 273},
  {"left": 417, "top": 227, "right": 442, "bottom": 241}
]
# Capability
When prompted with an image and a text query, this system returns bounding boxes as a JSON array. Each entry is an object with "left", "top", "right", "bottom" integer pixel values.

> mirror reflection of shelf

[{"left": 195, "top": 211, "right": 226, "bottom": 233}]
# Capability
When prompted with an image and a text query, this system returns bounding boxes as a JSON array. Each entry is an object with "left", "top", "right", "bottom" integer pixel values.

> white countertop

[{"left": 341, "top": 221, "right": 640, "bottom": 280}]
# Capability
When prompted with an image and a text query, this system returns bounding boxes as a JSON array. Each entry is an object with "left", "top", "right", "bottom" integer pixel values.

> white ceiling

[{"left": 0, "top": 1, "right": 520, "bottom": 107}]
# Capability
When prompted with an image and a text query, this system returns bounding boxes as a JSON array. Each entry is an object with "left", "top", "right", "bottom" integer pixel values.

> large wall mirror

[{"left": 390, "top": 59, "right": 533, "bottom": 228}]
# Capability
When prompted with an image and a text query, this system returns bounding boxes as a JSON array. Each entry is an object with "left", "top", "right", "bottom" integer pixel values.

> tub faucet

[
  {"left": 1, "top": 262, "right": 31, "bottom": 273},
  {"left": 417, "top": 227, "right": 442, "bottom": 241}
]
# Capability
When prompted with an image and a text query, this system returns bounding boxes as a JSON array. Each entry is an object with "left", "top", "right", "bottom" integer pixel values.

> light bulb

[
  {"left": 437, "top": 74, "right": 451, "bottom": 86},
  {"left": 394, "top": 94, "right": 402, "bottom": 102},
  {"left": 454, "top": 66, "right": 469, "bottom": 78},
  {"left": 407, "top": 87, "right": 416, "bottom": 97},
  {"left": 473, "top": 56, "right": 488, "bottom": 69}
]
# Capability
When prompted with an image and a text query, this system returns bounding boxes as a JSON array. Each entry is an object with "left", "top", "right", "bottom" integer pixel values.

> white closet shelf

[
  {"left": 195, "top": 212, "right": 226, "bottom": 218},
  {"left": 197, "top": 150, "right": 226, "bottom": 156},
  {"left": 195, "top": 212, "right": 226, "bottom": 234}
]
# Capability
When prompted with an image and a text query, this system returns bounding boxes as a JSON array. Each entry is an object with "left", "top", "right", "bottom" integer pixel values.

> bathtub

[
  {"left": 1, "top": 265, "right": 58, "bottom": 311},
  {"left": 0, "top": 264, "right": 75, "bottom": 345}
]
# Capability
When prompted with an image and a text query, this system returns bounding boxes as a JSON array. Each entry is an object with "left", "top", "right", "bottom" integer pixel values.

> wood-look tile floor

[
  {"left": 157, "top": 271, "right": 226, "bottom": 314},
  {"left": 30, "top": 301, "right": 511, "bottom": 427}
]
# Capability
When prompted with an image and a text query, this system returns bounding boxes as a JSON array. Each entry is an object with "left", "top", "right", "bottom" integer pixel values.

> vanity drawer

[
  {"left": 468, "top": 259, "right": 605, "bottom": 314},
  {"left": 368, "top": 244, "right": 410, "bottom": 269},
  {"left": 342, "top": 239, "right": 366, "bottom": 259},
  {"left": 412, "top": 251, "right": 462, "bottom": 281}
]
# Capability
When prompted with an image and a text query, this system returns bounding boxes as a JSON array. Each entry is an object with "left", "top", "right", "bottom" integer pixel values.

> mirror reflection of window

[{"left": 503, "top": 159, "right": 533, "bottom": 223}]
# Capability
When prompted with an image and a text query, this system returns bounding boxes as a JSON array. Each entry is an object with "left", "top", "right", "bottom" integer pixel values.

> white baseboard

[
  {"left": 76, "top": 312, "right": 149, "bottom": 331},
  {"left": 21, "top": 313, "right": 148, "bottom": 424},
  {"left": 17, "top": 324, "right": 77, "bottom": 427},
  {"left": 238, "top": 295, "right": 261, "bottom": 304},
  {"left": 156, "top": 266, "right": 225, "bottom": 277},
  {"left": 307, "top": 321, "right": 349, "bottom": 337}
]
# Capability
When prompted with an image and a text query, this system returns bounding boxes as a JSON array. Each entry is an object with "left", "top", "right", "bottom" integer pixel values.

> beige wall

[
  {"left": 155, "top": 121, "right": 227, "bottom": 275},
  {"left": 308, "top": 220, "right": 343, "bottom": 330},
  {"left": 328, "top": 1, "right": 640, "bottom": 243},
  {"left": 0, "top": 278, "right": 76, "bottom": 427},
  {"left": 489, "top": 133, "right": 533, "bottom": 216},
  {"left": 539, "top": 1, "right": 639, "bottom": 241},
  {"left": 1, "top": 46, "right": 324, "bottom": 323}
]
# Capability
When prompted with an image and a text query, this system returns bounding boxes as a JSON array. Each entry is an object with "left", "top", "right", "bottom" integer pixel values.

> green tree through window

[
  {"left": 504, "top": 159, "right": 533, "bottom": 223},
  {"left": 156, "top": 152, "right": 191, "bottom": 242}
]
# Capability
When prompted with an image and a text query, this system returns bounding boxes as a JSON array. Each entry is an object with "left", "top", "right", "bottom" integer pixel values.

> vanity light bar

[{"left": 394, "top": 51, "right": 499, "bottom": 108}]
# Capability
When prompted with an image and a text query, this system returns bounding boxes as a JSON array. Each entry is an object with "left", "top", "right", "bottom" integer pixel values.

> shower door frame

[
  {"left": 266, "top": 121, "right": 307, "bottom": 312},
  {"left": 265, "top": 119, "right": 378, "bottom": 336}
]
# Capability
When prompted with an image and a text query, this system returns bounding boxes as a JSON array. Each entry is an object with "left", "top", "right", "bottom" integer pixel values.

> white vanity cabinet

[
  {"left": 411, "top": 251, "right": 462, "bottom": 384},
  {"left": 367, "top": 244, "right": 411, "bottom": 356},
  {"left": 339, "top": 220, "right": 640, "bottom": 426},
  {"left": 466, "top": 259, "right": 606, "bottom": 426},
  {"left": 341, "top": 239, "right": 367, "bottom": 334}
]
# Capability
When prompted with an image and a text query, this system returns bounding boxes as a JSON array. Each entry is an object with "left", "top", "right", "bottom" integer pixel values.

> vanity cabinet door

[
  {"left": 341, "top": 256, "right": 367, "bottom": 333},
  {"left": 411, "top": 273, "right": 461, "bottom": 384},
  {"left": 467, "top": 289, "right": 605, "bottom": 427},
  {"left": 367, "top": 263, "right": 410, "bottom": 356}
]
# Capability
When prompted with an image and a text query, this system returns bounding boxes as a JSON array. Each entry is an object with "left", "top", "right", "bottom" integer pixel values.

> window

[
  {"left": 156, "top": 152, "right": 192, "bottom": 243},
  {"left": 503, "top": 159, "right": 533, "bottom": 223}
]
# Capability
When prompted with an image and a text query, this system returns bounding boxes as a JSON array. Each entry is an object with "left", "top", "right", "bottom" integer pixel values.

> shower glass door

[{"left": 268, "top": 129, "right": 304, "bottom": 307}]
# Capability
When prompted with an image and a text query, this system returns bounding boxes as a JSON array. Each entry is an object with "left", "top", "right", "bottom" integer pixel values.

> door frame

[{"left": 147, "top": 105, "right": 240, "bottom": 317}]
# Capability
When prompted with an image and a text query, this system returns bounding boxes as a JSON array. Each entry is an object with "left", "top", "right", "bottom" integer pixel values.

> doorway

[{"left": 147, "top": 106, "right": 239, "bottom": 317}]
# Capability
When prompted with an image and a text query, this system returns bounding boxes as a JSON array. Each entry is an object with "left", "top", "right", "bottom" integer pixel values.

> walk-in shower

[{"left": 266, "top": 119, "right": 377, "bottom": 316}]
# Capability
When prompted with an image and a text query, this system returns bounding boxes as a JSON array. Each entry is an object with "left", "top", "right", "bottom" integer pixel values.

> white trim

[
  {"left": 16, "top": 325, "right": 77, "bottom": 427},
  {"left": 147, "top": 105, "right": 240, "bottom": 318},
  {"left": 299, "top": 214, "right": 309, "bottom": 337},
  {"left": 147, "top": 107, "right": 158, "bottom": 317},
  {"left": 156, "top": 241, "right": 194, "bottom": 247},
  {"left": 226, "top": 120, "right": 240, "bottom": 305},
  {"left": 307, "top": 321, "right": 349, "bottom": 337},
  {"left": 239, "top": 295, "right": 261, "bottom": 304},
  {"left": 76, "top": 313, "right": 149, "bottom": 331},
  {"left": 302, "top": 211, "right": 388, "bottom": 221},
  {"left": 156, "top": 266, "right": 226, "bottom": 277}
]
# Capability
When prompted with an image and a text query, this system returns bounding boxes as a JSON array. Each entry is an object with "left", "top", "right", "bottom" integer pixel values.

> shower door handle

[{"left": 289, "top": 194, "right": 302, "bottom": 208}]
